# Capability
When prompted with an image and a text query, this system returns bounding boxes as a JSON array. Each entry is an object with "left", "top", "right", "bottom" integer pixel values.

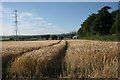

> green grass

[
  {"left": 0, "top": 38, "right": 11, "bottom": 41},
  {"left": 79, "top": 34, "right": 120, "bottom": 41}
]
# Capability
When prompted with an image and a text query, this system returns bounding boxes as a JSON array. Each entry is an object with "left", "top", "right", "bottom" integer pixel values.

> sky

[
  {"left": 0, "top": 2, "right": 119, "bottom": 35},
  {"left": 2, "top": 0, "right": 120, "bottom": 2}
]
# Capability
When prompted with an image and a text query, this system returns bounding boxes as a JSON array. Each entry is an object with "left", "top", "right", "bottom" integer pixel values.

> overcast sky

[{"left": 1, "top": 2, "right": 118, "bottom": 35}]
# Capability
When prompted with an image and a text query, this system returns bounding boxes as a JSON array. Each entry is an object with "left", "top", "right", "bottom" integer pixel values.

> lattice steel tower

[{"left": 14, "top": 10, "right": 18, "bottom": 40}]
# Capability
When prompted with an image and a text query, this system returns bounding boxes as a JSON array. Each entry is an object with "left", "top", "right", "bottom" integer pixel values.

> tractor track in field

[
  {"left": 2, "top": 40, "right": 62, "bottom": 79},
  {"left": 2, "top": 40, "right": 119, "bottom": 79},
  {"left": 2, "top": 40, "right": 69, "bottom": 79}
]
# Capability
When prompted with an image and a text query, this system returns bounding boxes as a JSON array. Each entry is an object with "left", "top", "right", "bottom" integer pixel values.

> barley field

[
  {"left": 64, "top": 40, "right": 119, "bottom": 78},
  {"left": 1, "top": 40, "right": 62, "bottom": 78},
  {"left": 1, "top": 40, "right": 120, "bottom": 79},
  {"left": 2, "top": 40, "right": 60, "bottom": 65}
]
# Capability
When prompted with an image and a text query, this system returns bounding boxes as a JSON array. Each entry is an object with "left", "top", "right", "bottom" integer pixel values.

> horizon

[
  {"left": 1, "top": 2, "right": 118, "bottom": 36},
  {"left": 0, "top": 32, "right": 72, "bottom": 36}
]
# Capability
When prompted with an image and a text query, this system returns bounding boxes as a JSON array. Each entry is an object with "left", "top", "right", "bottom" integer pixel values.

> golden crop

[
  {"left": 1, "top": 40, "right": 119, "bottom": 79},
  {"left": 2, "top": 40, "right": 60, "bottom": 65},
  {"left": 64, "top": 40, "right": 119, "bottom": 78},
  {"left": 6, "top": 40, "right": 66, "bottom": 78}
]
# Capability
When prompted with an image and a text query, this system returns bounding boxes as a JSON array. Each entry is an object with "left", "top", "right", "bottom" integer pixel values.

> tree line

[{"left": 78, "top": 6, "right": 120, "bottom": 40}]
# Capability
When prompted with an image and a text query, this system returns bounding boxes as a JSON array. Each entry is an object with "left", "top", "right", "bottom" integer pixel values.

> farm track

[
  {"left": 2, "top": 40, "right": 119, "bottom": 79},
  {"left": 2, "top": 40, "right": 62, "bottom": 78},
  {"left": 5, "top": 40, "right": 68, "bottom": 79}
]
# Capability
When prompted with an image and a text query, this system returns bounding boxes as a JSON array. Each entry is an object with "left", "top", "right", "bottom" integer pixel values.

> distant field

[{"left": 1, "top": 40, "right": 119, "bottom": 79}]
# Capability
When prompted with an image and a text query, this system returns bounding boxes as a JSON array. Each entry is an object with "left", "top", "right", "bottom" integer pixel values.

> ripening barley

[
  {"left": 2, "top": 40, "right": 61, "bottom": 79},
  {"left": 2, "top": 40, "right": 60, "bottom": 65},
  {"left": 2, "top": 40, "right": 119, "bottom": 79},
  {"left": 64, "top": 40, "right": 119, "bottom": 78},
  {"left": 2, "top": 40, "right": 60, "bottom": 55},
  {"left": 9, "top": 40, "right": 66, "bottom": 78}
]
